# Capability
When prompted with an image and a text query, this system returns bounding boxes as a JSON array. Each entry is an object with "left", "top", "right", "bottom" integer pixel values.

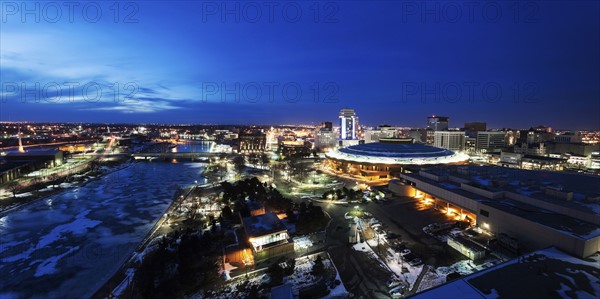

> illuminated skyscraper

[
  {"left": 427, "top": 115, "right": 449, "bottom": 131},
  {"left": 339, "top": 109, "right": 358, "bottom": 140}
]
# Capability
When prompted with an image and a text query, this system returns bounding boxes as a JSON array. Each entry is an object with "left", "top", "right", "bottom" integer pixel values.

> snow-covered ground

[
  {"left": 351, "top": 214, "right": 504, "bottom": 296},
  {"left": 198, "top": 253, "right": 349, "bottom": 299},
  {"left": 0, "top": 162, "right": 208, "bottom": 299}
]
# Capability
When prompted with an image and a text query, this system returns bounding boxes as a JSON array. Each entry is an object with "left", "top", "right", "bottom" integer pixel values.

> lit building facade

[
  {"left": 339, "top": 109, "right": 358, "bottom": 140},
  {"left": 315, "top": 129, "right": 337, "bottom": 151},
  {"left": 364, "top": 126, "right": 398, "bottom": 143},
  {"left": 476, "top": 131, "right": 506, "bottom": 153},
  {"left": 237, "top": 131, "right": 266, "bottom": 153},
  {"left": 396, "top": 166, "right": 600, "bottom": 258},
  {"left": 427, "top": 115, "right": 449, "bottom": 131},
  {"left": 242, "top": 212, "right": 294, "bottom": 262},
  {"left": 434, "top": 131, "right": 465, "bottom": 151},
  {"left": 325, "top": 138, "right": 468, "bottom": 184}
]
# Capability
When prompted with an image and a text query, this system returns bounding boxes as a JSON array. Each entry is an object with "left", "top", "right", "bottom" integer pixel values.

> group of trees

[
  {"left": 134, "top": 231, "right": 221, "bottom": 298},
  {"left": 247, "top": 153, "right": 270, "bottom": 169},
  {"left": 231, "top": 154, "right": 270, "bottom": 174},
  {"left": 220, "top": 177, "right": 294, "bottom": 219},
  {"left": 286, "top": 202, "right": 329, "bottom": 235},
  {"left": 266, "top": 257, "right": 296, "bottom": 285}
]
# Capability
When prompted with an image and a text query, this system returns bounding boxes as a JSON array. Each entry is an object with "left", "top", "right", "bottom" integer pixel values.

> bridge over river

[{"left": 131, "top": 151, "right": 236, "bottom": 159}]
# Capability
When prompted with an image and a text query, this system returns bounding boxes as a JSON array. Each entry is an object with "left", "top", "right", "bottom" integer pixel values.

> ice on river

[{"left": 0, "top": 162, "right": 207, "bottom": 299}]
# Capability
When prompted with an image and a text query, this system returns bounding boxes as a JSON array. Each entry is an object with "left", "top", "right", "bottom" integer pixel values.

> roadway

[{"left": 309, "top": 201, "right": 394, "bottom": 298}]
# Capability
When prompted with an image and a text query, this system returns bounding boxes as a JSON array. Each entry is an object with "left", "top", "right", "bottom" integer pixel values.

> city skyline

[{"left": 1, "top": 1, "right": 599, "bottom": 129}]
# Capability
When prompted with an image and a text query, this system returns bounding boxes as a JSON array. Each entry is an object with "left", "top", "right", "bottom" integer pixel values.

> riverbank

[
  {"left": 90, "top": 185, "right": 198, "bottom": 299},
  {"left": 0, "top": 157, "right": 131, "bottom": 216}
]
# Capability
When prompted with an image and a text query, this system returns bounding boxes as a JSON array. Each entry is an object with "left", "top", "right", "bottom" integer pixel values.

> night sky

[{"left": 1, "top": 1, "right": 599, "bottom": 129}]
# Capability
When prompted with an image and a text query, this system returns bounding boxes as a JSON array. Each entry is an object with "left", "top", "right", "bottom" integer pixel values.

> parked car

[
  {"left": 409, "top": 258, "right": 423, "bottom": 266},
  {"left": 394, "top": 243, "right": 407, "bottom": 251},
  {"left": 387, "top": 276, "right": 402, "bottom": 288},
  {"left": 400, "top": 249, "right": 411, "bottom": 256},
  {"left": 260, "top": 274, "right": 271, "bottom": 283},
  {"left": 389, "top": 285, "right": 405, "bottom": 298}
]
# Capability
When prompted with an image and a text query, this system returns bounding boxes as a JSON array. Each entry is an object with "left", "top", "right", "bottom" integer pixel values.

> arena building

[{"left": 324, "top": 138, "right": 468, "bottom": 183}]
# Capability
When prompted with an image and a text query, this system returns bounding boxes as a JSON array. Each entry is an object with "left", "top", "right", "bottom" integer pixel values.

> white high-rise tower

[{"left": 339, "top": 109, "right": 358, "bottom": 140}]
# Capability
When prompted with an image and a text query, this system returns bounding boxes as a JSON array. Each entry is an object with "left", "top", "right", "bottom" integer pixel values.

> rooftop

[
  {"left": 4, "top": 149, "right": 62, "bottom": 157},
  {"left": 242, "top": 212, "right": 287, "bottom": 238},
  {"left": 339, "top": 142, "right": 454, "bottom": 158},
  {"left": 327, "top": 141, "right": 469, "bottom": 165},
  {"left": 402, "top": 166, "right": 600, "bottom": 238},
  {"left": 270, "top": 284, "right": 293, "bottom": 299},
  {"left": 410, "top": 247, "right": 600, "bottom": 299}
]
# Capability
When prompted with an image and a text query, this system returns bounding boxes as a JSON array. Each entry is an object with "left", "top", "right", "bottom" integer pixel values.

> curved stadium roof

[{"left": 326, "top": 142, "right": 469, "bottom": 165}]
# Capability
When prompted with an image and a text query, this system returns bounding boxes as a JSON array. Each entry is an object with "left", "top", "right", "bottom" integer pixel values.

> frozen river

[{"left": 0, "top": 161, "right": 207, "bottom": 299}]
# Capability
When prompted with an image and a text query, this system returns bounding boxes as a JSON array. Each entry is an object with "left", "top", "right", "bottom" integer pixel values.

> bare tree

[{"left": 4, "top": 181, "right": 22, "bottom": 198}]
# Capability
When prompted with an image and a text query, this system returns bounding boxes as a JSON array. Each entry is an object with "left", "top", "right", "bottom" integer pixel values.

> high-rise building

[
  {"left": 476, "top": 131, "right": 506, "bottom": 152},
  {"left": 339, "top": 109, "right": 358, "bottom": 140},
  {"left": 434, "top": 131, "right": 465, "bottom": 151},
  {"left": 427, "top": 115, "right": 449, "bottom": 131},
  {"left": 315, "top": 130, "right": 337, "bottom": 151},
  {"left": 364, "top": 125, "right": 397, "bottom": 143},
  {"left": 322, "top": 121, "right": 333, "bottom": 131},
  {"left": 408, "top": 129, "right": 427, "bottom": 143},
  {"left": 464, "top": 122, "right": 487, "bottom": 132}
]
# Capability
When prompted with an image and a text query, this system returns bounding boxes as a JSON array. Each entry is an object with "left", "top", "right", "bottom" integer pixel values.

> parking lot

[{"left": 360, "top": 196, "right": 467, "bottom": 268}]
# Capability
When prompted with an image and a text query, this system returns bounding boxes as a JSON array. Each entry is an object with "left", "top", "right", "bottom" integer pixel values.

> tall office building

[
  {"left": 476, "top": 131, "right": 506, "bottom": 152},
  {"left": 315, "top": 130, "right": 337, "bottom": 151},
  {"left": 339, "top": 109, "right": 358, "bottom": 140},
  {"left": 364, "top": 125, "right": 397, "bottom": 143},
  {"left": 464, "top": 122, "right": 487, "bottom": 132},
  {"left": 427, "top": 115, "right": 449, "bottom": 131},
  {"left": 434, "top": 131, "right": 465, "bottom": 151},
  {"left": 322, "top": 121, "right": 333, "bottom": 131}
]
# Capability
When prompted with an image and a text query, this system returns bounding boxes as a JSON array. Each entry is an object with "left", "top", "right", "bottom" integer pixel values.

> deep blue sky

[{"left": 1, "top": 1, "right": 599, "bottom": 129}]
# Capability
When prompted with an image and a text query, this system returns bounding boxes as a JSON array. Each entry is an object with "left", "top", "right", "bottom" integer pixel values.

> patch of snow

[
  {"left": 15, "top": 192, "right": 33, "bottom": 198},
  {"left": 34, "top": 246, "right": 80, "bottom": 277}
]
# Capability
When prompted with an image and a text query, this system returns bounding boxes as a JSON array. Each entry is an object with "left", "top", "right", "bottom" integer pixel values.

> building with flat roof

[
  {"left": 427, "top": 115, "right": 449, "bottom": 131},
  {"left": 447, "top": 236, "right": 486, "bottom": 260},
  {"left": 434, "top": 131, "right": 465, "bottom": 151},
  {"left": 242, "top": 212, "right": 294, "bottom": 262},
  {"left": 3, "top": 149, "right": 64, "bottom": 168},
  {"left": 410, "top": 247, "right": 600, "bottom": 299},
  {"left": 237, "top": 131, "right": 266, "bottom": 153},
  {"left": 270, "top": 284, "right": 293, "bottom": 299},
  {"left": 499, "top": 152, "right": 567, "bottom": 171},
  {"left": 364, "top": 125, "right": 398, "bottom": 143},
  {"left": 396, "top": 165, "right": 600, "bottom": 258},
  {"left": 476, "top": 131, "right": 506, "bottom": 153},
  {"left": 464, "top": 122, "right": 487, "bottom": 133},
  {"left": 315, "top": 125, "right": 337, "bottom": 151}
]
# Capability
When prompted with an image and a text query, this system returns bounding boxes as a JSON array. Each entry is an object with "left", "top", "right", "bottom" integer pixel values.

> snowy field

[
  {"left": 350, "top": 214, "right": 502, "bottom": 296},
  {"left": 0, "top": 162, "right": 208, "bottom": 299},
  {"left": 196, "top": 253, "right": 349, "bottom": 299}
]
